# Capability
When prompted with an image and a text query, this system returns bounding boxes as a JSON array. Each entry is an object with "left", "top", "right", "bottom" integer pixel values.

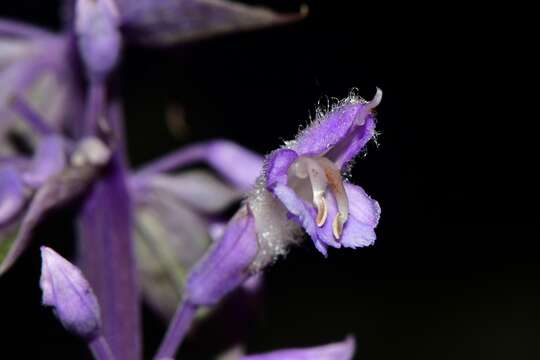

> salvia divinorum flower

[
  {"left": 262, "top": 88, "right": 382, "bottom": 256},
  {"left": 197, "top": 89, "right": 382, "bottom": 299},
  {"left": 155, "top": 90, "right": 382, "bottom": 359}
]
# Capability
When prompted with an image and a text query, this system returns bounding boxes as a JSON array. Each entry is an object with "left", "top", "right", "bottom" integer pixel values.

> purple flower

[
  {"left": 155, "top": 91, "right": 382, "bottom": 359},
  {"left": 40, "top": 246, "right": 102, "bottom": 340},
  {"left": 261, "top": 89, "right": 383, "bottom": 256}
]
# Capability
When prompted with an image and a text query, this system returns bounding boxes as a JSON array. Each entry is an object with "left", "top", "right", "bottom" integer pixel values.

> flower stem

[
  {"left": 84, "top": 82, "right": 106, "bottom": 136},
  {"left": 154, "top": 301, "right": 198, "bottom": 360},
  {"left": 89, "top": 336, "right": 117, "bottom": 360},
  {"left": 79, "top": 155, "right": 141, "bottom": 360}
]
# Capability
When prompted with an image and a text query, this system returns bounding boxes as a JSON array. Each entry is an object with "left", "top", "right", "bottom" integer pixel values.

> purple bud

[
  {"left": 75, "top": 0, "right": 122, "bottom": 80},
  {"left": 186, "top": 205, "right": 258, "bottom": 306},
  {"left": 40, "top": 246, "right": 102, "bottom": 340}
]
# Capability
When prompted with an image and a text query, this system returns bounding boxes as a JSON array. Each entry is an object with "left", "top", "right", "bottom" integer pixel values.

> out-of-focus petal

[
  {"left": 134, "top": 191, "right": 211, "bottom": 319},
  {"left": 0, "top": 166, "right": 26, "bottom": 227},
  {"left": 0, "top": 165, "right": 96, "bottom": 275},
  {"left": 0, "top": 18, "right": 51, "bottom": 38},
  {"left": 22, "top": 135, "right": 66, "bottom": 188},
  {"left": 0, "top": 34, "right": 77, "bottom": 153},
  {"left": 135, "top": 140, "right": 263, "bottom": 191},
  {"left": 118, "top": 0, "right": 306, "bottom": 46},
  {"left": 40, "top": 246, "right": 102, "bottom": 340},
  {"left": 241, "top": 336, "right": 355, "bottom": 360},
  {"left": 75, "top": 0, "right": 122, "bottom": 79},
  {"left": 206, "top": 140, "right": 263, "bottom": 191},
  {"left": 143, "top": 170, "right": 241, "bottom": 214}
]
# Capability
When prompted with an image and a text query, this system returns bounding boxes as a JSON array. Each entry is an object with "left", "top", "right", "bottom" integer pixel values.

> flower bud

[
  {"left": 186, "top": 205, "right": 258, "bottom": 306},
  {"left": 40, "top": 246, "right": 102, "bottom": 340},
  {"left": 75, "top": 0, "right": 121, "bottom": 80}
]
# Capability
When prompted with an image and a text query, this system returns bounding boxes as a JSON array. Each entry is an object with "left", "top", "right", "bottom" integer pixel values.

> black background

[{"left": 0, "top": 1, "right": 538, "bottom": 359}]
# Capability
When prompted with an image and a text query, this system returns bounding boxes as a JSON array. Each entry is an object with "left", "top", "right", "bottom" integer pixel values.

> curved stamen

[
  {"left": 317, "top": 157, "right": 349, "bottom": 240},
  {"left": 291, "top": 157, "right": 329, "bottom": 227}
]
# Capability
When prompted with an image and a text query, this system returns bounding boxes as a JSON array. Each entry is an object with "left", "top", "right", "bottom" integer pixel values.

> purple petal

[
  {"left": 0, "top": 166, "right": 26, "bottom": 227},
  {"left": 135, "top": 170, "right": 241, "bottom": 214},
  {"left": 1, "top": 35, "right": 76, "bottom": 150},
  {"left": 135, "top": 140, "right": 263, "bottom": 191},
  {"left": 186, "top": 205, "right": 258, "bottom": 306},
  {"left": 241, "top": 336, "right": 355, "bottom": 360},
  {"left": 292, "top": 102, "right": 362, "bottom": 157},
  {"left": 40, "top": 246, "right": 102, "bottom": 340},
  {"left": 206, "top": 140, "right": 263, "bottom": 191},
  {"left": 0, "top": 165, "right": 97, "bottom": 275},
  {"left": 345, "top": 183, "right": 381, "bottom": 227},
  {"left": 264, "top": 148, "right": 298, "bottom": 189},
  {"left": 325, "top": 115, "right": 376, "bottom": 168},
  {"left": 273, "top": 182, "right": 380, "bottom": 252},
  {"left": 0, "top": 18, "right": 52, "bottom": 38},
  {"left": 272, "top": 183, "right": 329, "bottom": 256},
  {"left": 119, "top": 0, "right": 306, "bottom": 46},
  {"left": 291, "top": 92, "right": 380, "bottom": 169},
  {"left": 315, "top": 183, "right": 380, "bottom": 249},
  {"left": 22, "top": 135, "right": 66, "bottom": 188}
]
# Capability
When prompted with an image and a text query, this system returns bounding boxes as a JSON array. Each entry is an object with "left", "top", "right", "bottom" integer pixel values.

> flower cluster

[{"left": 1, "top": 1, "right": 381, "bottom": 360}]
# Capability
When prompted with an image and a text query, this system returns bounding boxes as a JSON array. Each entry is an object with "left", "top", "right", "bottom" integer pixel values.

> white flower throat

[{"left": 288, "top": 156, "right": 349, "bottom": 240}]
